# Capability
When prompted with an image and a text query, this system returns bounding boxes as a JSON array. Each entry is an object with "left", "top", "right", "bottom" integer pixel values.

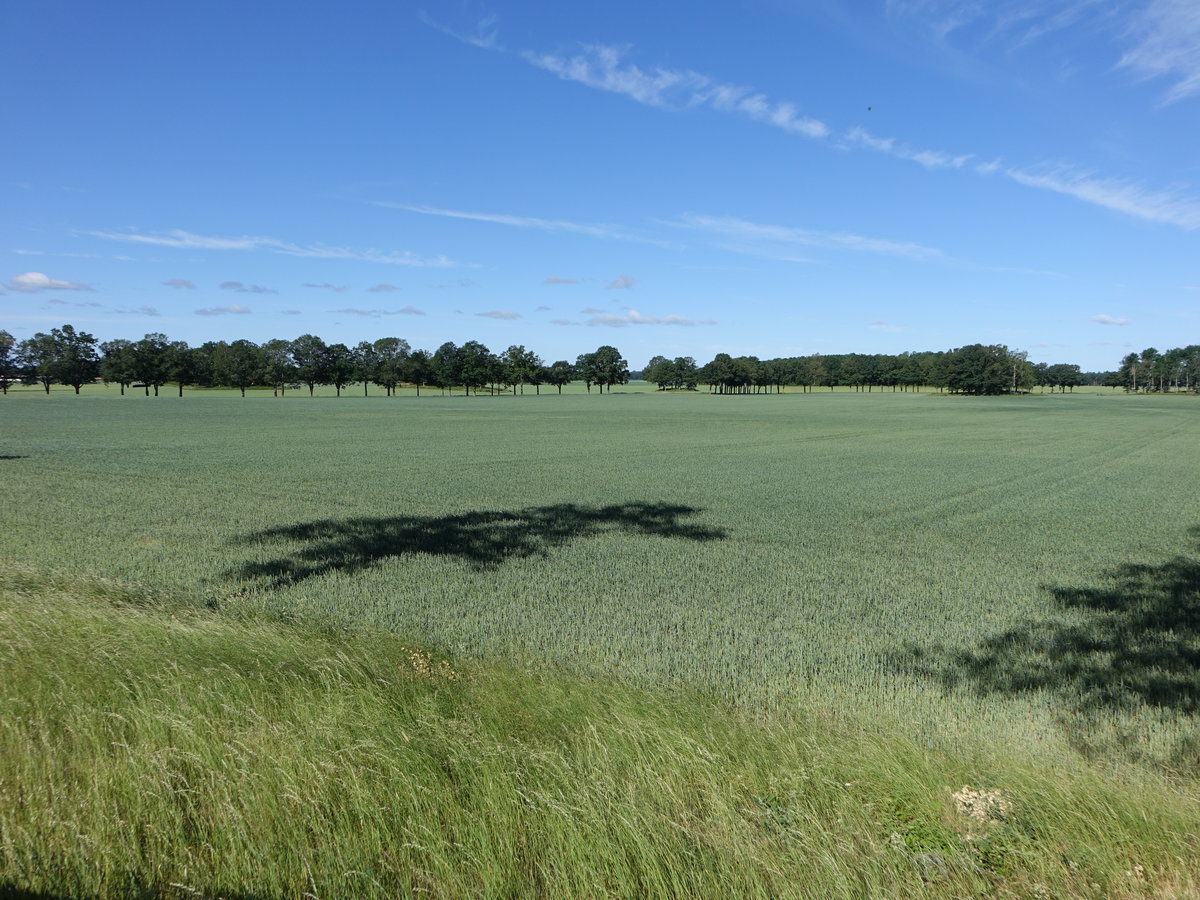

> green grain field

[
  {"left": 4, "top": 386, "right": 1198, "bottom": 764},
  {"left": 3, "top": 386, "right": 1199, "bottom": 897}
]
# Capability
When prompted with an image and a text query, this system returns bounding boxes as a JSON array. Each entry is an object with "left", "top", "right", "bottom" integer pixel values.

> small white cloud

[
  {"left": 281, "top": 310, "right": 303, "bottom": 315},
  {"left": 303, "top": 282, "right": 348, "bottom": 292},
  {"left": 333, "top": 306, "right": 426, "bottom": 317},
  {"left": 220, "top": 281, "right": 277, "bottom": 294},
  {"left": 544, "top": 276, "right": 580, "bottom": 284},
  {"left": 588, "top": 309, "right": 700, "bottom": 327},
  {"left": 1091, "top": 314, "right": 1131, "bottom": 325},
  {"left": 116, "top": 305, "right": 160, "bottom": 316},
  {"left": 536, "top": 305, "right": 552, "bottom": 311},
  {"left": 476, "top": 309, "right": 522, "bottom": 320},
  {"left": 368, "top": 283, "right": 400, "bottom": 292},
  {"left": 162, "top": 278, "right": 196, "bottom": 289},
  {"left": 195, "top": 305, "right": 251, "bottom": 316},
  {"left": 607, "top": 274, "right": 637, "bottom": 290},
  {"left": 581, "top": 306, "right": 607, "bottom": 314},
  {"left": 550, "top": 318, "right": 577, "bottom": 326},
  {"left": 7, "top": 271, "right": 92, "bottom": 292}
]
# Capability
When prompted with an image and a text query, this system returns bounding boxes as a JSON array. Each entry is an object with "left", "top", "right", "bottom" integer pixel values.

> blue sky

[{"left": 2, "top": 0, "right": 1198, "bottom": 370}]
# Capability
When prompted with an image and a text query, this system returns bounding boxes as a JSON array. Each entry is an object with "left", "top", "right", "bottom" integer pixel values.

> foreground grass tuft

[{"left": 2, "top": 568, "right": 1198, "bottom": 898}]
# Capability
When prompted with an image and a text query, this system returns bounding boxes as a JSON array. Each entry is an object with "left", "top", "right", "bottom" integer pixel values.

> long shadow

[
  {"left": 0, "top": 455, "right": 28, "bottom": 460},
  {"left": 904, "top": 528, "right": 1200, "bottom": 716},
  {"left": 228, "top": 502, "right": 726, "bottom": 588}
]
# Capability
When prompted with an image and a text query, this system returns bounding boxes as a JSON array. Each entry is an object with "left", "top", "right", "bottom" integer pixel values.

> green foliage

[
  {"left": 576, "top": 345, "right": 629, "bottom": 393},
  {"left": 17, "top": 324, "right": 100, "bottom": 393},
  {"left": 937, "top": 344, "right": 1031, "bottom": 395}
]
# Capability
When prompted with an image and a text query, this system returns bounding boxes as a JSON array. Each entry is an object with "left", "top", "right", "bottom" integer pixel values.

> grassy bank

[{"left": 2, "top": 567, "right": 1197, "bottom": 899}]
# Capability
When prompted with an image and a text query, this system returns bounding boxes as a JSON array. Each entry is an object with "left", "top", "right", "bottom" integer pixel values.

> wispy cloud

[
  {"left": 476, "top": 309, "right": 522, "bottom": 320},
  {"left": 544, "top": 276, "right": 579, "bottom": 284},
  {"left": 6, "top": 271, "right": 92, "bottom": 292},
  {"left": 115, "top": 305, "right": 161, "bottom": 316},
  {"left": 580, "top": 307, "right": 607, "bottom": 315},
  {"left": 671, "top": 214, "right": 942, "bottom": 261},
  {"left": 333, "top": 306, "right": 426, "bottom": 317},
  {"left": 884, "top": 0, "right": 1108, "bottom": 49},
  {"left": 195, "top": 305, "right": 251, "bottom": 316},
  {"left": 418, "top": 10, "right": 500, "bottom": 50},
  {"left": 606, "top": 274, "right": 636, "bottom": 290},
  {"left": 535, "top": 305, "right": 552, "bottom": 311},
  {"left": 368, "top": 283, "right": 400, "bottom": 292},
  {"left": 588, "top": 309, "right": 712, "bottom": 327},
  {"left": 1091, "top": 313, "right": 1131, "bottom": 325},
  {"left": 843, "top": 126, "right": 973, "bottom": 169},
  {"left": 220, "top": 281, "right": 277, "bottom": 294},
  {"left": 1005, "top": 166, "right": 1200, "bottom": 230},
  {"left": 550, "top": 319, "right": 577, "bottom": 326},
  {"left": 522, "top": 43, "right": 829, "bottom": 138},
  {"left": 88, "top": 228, "right": 459, "bottom": 266},
  {"left": 383, "top": 202, "right": 666, "bottom": 245},
  {"left": 162, "top": 278, "right": 195, "bottom": 289},
  {"left": 1118, "top": 0, "right": 1200, "bottom": 104},
  {"left": 303, "top": 282, "right": 348, "bottom": 292}
]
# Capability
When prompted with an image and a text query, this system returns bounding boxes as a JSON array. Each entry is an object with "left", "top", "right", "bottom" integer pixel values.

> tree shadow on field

[
  {"left": 227, "top": 501, "right": 726, "bottom": 589},
  {"left": 902, "top": 528, "right": 1200, "bottom": 761},
  {"left": 0, "top": 455, "right": 28, "bottom": 460}
]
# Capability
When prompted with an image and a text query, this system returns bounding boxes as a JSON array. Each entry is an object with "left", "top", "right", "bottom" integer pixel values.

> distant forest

[{"left": 1, "top": 325, "right": 1196, "bottom": 397}]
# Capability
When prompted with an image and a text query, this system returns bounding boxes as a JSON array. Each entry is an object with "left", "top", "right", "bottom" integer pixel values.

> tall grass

[{"left": 2, "top": 568, "right": 1198, "bottom": 898}]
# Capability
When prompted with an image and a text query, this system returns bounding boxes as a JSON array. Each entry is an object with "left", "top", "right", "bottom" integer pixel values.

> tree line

[
  {"left": 650, "top": 346, "right": 1117, "bottom": 395},
  {"left": 0, "top": 326, "right": 631, "bottom": 397},
  {"left": 0, "top": 325, "right": 1193, "bottom": 397},
  {"left": 1115, "top": 346, "right": 1200, "bottom": 393}
]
